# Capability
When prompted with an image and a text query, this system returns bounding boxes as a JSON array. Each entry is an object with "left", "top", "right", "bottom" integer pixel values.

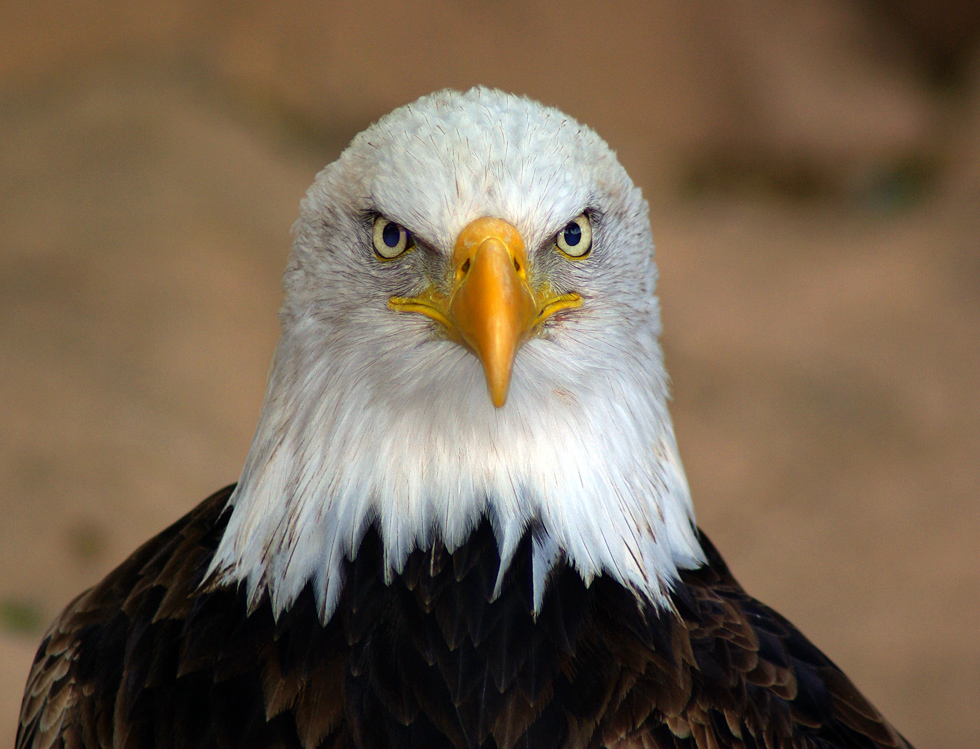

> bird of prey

[{"left": 18, "top": 88, "right": 913, "bottom": 749}]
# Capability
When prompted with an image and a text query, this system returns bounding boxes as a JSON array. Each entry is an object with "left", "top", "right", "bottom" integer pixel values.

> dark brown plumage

[{"left": 18, "top": 485, "right": 912, "bottom": 749}]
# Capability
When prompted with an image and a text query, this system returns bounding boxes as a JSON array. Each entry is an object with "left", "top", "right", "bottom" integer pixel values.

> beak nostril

[
  {"left": 513, "top": 257, "right": 521, "bottom": 273},
  {"left": 461, "top": 258, "right": 471, "bottom": 275}
]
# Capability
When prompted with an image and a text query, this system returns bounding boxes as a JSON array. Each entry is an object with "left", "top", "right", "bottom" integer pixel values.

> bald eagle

[{"left": 18, "top": 89, "right": 913, "bottom": 749}]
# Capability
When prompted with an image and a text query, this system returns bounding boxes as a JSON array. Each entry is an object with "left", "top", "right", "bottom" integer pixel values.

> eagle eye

[
  {"left": 555, "top": 214, "right": 592, "bottom": 259},
  {"left": 373, "top": 217, "right": 411, "bottom": 260}
]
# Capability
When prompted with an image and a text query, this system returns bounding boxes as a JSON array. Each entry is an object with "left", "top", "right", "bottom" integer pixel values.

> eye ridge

[
  {"left": 555, "top": 213, "right": 592, "bottom": 259},
  {"left": 373, "top": 216, "right": 412, "bottom": 260}
]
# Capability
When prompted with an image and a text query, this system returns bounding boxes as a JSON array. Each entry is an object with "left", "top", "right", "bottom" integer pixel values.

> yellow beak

[
  {"left": 389, "top": 217, "right": 581, "bottom": 408},
  {"left": 448, "top": 218, "right": 537, "bottom": 407}
]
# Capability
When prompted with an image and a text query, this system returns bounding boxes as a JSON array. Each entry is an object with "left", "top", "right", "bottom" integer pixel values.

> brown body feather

[{"left": 17, "top": 486, "right": 912, "bottom": 749}]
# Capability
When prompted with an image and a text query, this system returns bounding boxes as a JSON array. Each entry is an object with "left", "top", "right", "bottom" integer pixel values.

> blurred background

[{"left": 2, "top": 1, "right": 979, "bottom": 746}]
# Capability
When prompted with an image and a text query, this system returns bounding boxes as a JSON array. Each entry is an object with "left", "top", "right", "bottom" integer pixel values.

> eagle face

[
  {"left": 210, "top": 88, "right": 705, "bottom": 621},
  {"left": 287, "top": 88, "right": 658, "bottom": 415}
]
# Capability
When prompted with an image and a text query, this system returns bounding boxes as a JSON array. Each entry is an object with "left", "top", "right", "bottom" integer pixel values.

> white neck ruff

[{"left": 208, "top": 319, "right": 705, "bottom": 623}]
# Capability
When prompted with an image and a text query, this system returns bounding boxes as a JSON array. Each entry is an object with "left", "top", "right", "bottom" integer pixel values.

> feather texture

[{"left": 18, "top": 485, "right": 913, "bottom": 749}]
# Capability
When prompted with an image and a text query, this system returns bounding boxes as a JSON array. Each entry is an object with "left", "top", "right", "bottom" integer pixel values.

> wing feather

[{"left": 607, "top": 531, "right": 913, "bottom": 749}]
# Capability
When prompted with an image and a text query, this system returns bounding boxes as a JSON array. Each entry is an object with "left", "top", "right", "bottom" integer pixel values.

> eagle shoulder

[{"left": 607, "top": 532, "right": 914, "bottom": 748}]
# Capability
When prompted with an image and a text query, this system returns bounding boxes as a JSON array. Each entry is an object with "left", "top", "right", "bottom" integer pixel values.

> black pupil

[
  {"left": 382, "top": 222, "right": 402, "bottom": 248},
  {"left": 563, "top": 222, "right": 581, "bottom": 246}
]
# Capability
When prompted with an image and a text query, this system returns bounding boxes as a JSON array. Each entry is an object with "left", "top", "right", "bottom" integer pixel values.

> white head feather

[{"left": 208, "top": 88, "right": 706, "bottom": 622}]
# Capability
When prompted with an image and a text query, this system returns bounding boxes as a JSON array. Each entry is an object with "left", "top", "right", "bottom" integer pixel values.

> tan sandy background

[{"left": 2, "top": 2, "right": 979, "bottom": 746}]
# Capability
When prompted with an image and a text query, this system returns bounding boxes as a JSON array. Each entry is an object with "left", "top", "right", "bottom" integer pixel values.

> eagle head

[{"left": 209, "top": 88, "right": 705, "bottom": 621}]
